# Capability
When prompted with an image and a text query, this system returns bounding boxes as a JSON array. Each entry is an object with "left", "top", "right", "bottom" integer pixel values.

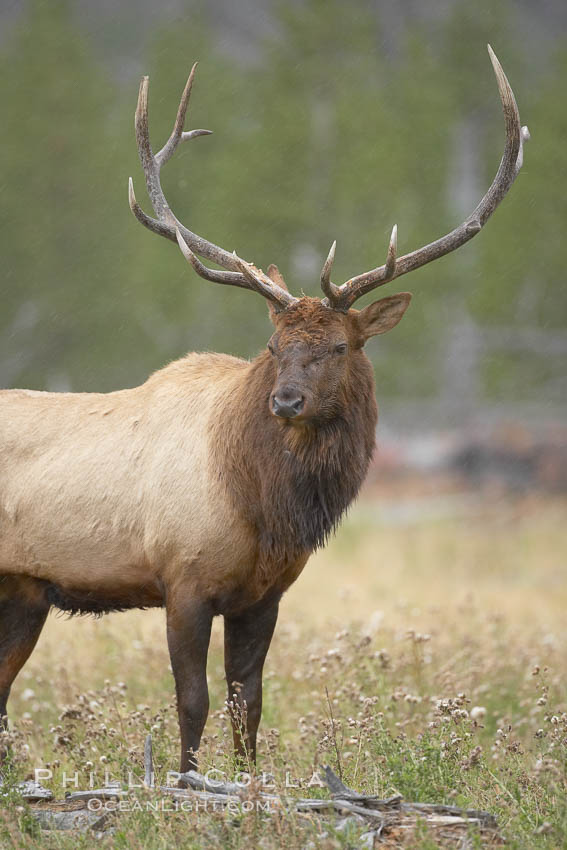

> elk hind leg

[{"left": 0, "top": 577, "right": 49, "bottom": 767}]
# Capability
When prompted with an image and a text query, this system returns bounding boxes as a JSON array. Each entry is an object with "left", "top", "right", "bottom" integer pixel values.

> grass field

[{"left": 1, "top": 487, "right": 566, "bottom": 848}]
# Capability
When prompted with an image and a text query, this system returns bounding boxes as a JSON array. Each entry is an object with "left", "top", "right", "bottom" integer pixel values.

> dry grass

[{"left": 1, "top": 489, "right": 566, "bottom": 848}]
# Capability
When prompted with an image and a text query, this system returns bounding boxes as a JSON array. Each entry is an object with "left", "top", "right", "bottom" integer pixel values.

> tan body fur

[{"left": 0, "top": 353, "right": 305, "bottom": 616}]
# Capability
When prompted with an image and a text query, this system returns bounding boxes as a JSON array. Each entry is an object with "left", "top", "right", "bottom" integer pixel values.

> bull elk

[{"left": 0, "top": 47, "right": 528, "bottom": 780}]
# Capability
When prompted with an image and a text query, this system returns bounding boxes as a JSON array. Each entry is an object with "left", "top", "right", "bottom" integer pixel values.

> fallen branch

[
  {"left": 12, "top": 735, "right": 501, "bottom": 844},
  {"left": 322, "top": 764, "right": 498, "bottom": 828}
]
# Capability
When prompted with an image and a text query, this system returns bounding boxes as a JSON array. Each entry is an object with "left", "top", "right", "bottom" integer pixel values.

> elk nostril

[{"left": 291, "top": 396, "right": 304, "bottom": 413}]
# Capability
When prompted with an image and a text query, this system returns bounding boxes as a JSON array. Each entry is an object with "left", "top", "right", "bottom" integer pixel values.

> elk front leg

[
  {"left": 166, "top": 596, "right": 213, "bottom": 780},
  {"left": 223, "top": 592, "right": 280, "bottom": 768}
]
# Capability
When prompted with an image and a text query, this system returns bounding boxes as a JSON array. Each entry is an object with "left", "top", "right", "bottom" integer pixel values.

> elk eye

[
  {"left": 267, "top": 341, "right": 275, "bottom": 355},
  {"left": 335, "top": 343, "right": 348, "bottom": 354}
]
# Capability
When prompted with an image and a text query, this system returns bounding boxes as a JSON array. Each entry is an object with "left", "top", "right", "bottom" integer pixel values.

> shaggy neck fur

[{"left": 213, "top": 348, "right": 378, "bottom": 584}]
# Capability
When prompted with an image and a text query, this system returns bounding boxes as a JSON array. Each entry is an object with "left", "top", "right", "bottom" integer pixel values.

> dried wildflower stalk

[{"left": 14, "top": 734, "right": 501, "bottom": 844}]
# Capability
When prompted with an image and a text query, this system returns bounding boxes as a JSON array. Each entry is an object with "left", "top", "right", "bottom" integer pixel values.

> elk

[{"left": 0, "top": 47, "right": 528, "bottom": 780}]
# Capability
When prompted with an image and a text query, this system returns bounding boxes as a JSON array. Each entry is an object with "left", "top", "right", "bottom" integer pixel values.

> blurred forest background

[{"left": 1, "top": 0, "right": 566, "bottom": 444}]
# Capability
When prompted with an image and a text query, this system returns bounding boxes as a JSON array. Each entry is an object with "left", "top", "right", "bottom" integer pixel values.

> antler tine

[
  {"left": 128, "top": 177, "right": 175, "bottom": 240},
  {"left": 175, "top": 229, "right": 251, "bottom": 289},
  {"left": 129, "top": 64, "right": 297, "bottom": 311},
  {"left": 327, "top": 46, "right": 529, "bottom": 311},
  {"left": 231, "top": 252, "right": 296, "bottom": 311},
  {"left": 155, "top": 63, "right": 214, "bottom": 167},
  {"left": 320, "top": 241, "right": 340, "bottom": 304},
  {"left": 384, "top": 224, "right": 398, "bottom": 280},
  {"left": 175, "top": 230, "right": 296, "bottom": 310}
]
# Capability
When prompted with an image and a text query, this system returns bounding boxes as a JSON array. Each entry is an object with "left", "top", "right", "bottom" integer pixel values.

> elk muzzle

[{"left": 270, "top": 390, "right": 305, "bottom": 419}]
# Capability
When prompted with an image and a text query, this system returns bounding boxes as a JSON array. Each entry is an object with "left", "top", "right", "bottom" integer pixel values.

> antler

[
  {"left": 321, "top": 46, "right": 530, "bottom": 312},
  {"left": 128, "top": 63, "right": 297, "bottom": 312}
]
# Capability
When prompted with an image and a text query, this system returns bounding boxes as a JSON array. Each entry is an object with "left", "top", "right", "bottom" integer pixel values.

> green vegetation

[
  {"left": 1, "top": 0, "right": 565, "bottom": 404},
  {"left": 1, "top": 495, "right": 566, "bottom": 847}
]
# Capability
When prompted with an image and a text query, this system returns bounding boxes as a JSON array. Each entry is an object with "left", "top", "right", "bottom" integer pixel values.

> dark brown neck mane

[{"left": 213, "top": 349, "right": 378, "bottom": 583}]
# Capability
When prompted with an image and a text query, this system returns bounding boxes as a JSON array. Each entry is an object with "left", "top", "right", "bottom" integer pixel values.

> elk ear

[
  {"left": 267, "top": 264, "right": 289, "bottom": 291},
  {"left": 266, "top": 264, "right": 289, "bottom": 323},
  {"left": 356, "top": 292, "right": 412, "bottom": 342}
]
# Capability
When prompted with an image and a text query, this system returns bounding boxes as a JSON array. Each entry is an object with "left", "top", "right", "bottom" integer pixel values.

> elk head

[
  {"left": 263, "top": 292, "right": 410, "bottom": 425},
  {"left": 129, "top": 46, "right": 529, "bottom": 425}
]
